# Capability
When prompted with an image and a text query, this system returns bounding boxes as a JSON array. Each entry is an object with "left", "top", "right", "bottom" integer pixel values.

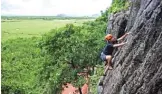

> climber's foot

[{"left": 108, "top": 66, "right": 113, "bottom": 70}]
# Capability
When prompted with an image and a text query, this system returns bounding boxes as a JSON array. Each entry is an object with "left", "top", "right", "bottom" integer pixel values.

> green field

[{"left": 1, "top": 19, "right": 94, "bottom": 41}]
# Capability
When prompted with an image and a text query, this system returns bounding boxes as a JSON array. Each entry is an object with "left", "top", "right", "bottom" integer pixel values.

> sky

[{"left": 1, "top": 0, "right": 112, "bottom": 16}]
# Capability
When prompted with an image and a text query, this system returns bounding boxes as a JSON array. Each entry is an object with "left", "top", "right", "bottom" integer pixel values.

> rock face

[
  {"left": 100, "top": 0, "right": 162, "bottom": 94},
  {"left": 106, "top": 11, "right": 129, "bottom": 38}
]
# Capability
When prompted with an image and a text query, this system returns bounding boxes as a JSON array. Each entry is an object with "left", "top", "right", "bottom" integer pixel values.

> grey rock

[
  {"left": 101, "top": 0, "right": 162, "bottom": 94},
  {"left": 97, "top": 76, "right": 105, "bottom": 94},
  {"left": 106, "top": 11, "right": 129, "bottom": 38}
]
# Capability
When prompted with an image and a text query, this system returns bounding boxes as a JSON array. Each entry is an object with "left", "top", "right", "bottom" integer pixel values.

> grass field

[{"left": 2, "top": 19, "right": 94, "bottom": 41}]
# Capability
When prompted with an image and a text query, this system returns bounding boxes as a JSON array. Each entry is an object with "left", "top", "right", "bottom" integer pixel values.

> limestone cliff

[{"left": 99, "top": 0, "right": 162, "bottom": 94}]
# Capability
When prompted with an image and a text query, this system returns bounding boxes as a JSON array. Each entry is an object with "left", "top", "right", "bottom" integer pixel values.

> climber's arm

[
  {"left": 113, "top": 42, "right": 127, "bottom": 47},
  {"left": 117, "top": 32, "right": 131, "bottom": 41}
]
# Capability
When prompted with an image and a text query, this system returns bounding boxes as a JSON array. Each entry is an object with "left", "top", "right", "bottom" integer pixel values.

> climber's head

[
  {"left": 105, "top": 34, "right": 117, "bottom": 43},
  {"left": 105, "top": 34, "right": 113, "bottom": 41}
]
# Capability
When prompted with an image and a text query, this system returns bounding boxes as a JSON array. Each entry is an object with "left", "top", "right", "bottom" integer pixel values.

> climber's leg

[
  {"left": 106, "top": 55, "right": 112, "bottom": 69},
  {"left": 103, "top": 55, "right": 112, "bottom": 75}
]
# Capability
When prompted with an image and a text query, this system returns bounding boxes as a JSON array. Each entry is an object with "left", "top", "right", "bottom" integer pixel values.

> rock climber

[{"left": 100, "top": 32, "right": 131, "bottom": 75}]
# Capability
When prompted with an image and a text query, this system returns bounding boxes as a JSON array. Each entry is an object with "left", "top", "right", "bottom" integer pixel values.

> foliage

[
  {"left": 39, "top": 22, "right": 106, "bottom": 93},
  {"left": 1, "top": 37, "right": 48, "bottom": 94},
  {"left": 2, "top": 18, "right": 107, "bottom": 93},
  {"left": 96, "top": 0, "right": 129, "bottom": 22},
  {"left": 108, "top": 0, "right": 129, "bottom": 13},
  {"left": 95, "top": 10, "right": 109, "bottom": 22},
  {"left": 89, "top": 65, "right": 104, "bottom": 94}
]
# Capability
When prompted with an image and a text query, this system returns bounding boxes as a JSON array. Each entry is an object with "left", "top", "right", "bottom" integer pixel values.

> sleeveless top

[{"left": 102, "top": 43, "right": 114, "bottom": 55}]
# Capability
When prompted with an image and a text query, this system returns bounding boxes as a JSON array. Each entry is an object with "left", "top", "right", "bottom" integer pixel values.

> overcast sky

[{"left": 1, "top": 0, "right": 112, "bottom": 16}]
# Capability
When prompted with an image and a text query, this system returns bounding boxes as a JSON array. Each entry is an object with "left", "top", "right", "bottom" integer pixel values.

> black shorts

[{"left": 100, "top": 52, "right": 107, "bottom": 61}]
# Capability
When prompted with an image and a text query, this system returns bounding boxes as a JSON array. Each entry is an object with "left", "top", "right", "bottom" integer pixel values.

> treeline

[{"left": 1, "top": 16, "right": 96, "bottom": 20}]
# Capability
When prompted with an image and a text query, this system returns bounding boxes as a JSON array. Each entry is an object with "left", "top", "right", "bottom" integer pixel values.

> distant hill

[
  {"left": 55, "top": 13, "right": 100, "bottom": 18},
  {"left": 56, "top": 14, "right": 68, "bottom": 17},
  {"left": 91, "top": 14, "right": 100, "bottom": 17}
]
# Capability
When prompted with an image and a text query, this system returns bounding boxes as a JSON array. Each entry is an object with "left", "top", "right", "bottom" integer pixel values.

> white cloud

[{"left": 1, "top": 0, "right": 112, "bottom": 16}]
